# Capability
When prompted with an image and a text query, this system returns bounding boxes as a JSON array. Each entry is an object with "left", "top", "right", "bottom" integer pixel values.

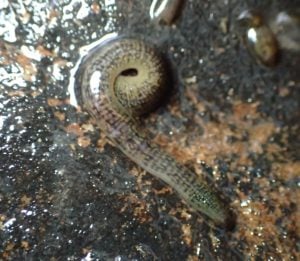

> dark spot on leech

[{"left": 121, "top": 68, "right": 138, "bottom": 76}]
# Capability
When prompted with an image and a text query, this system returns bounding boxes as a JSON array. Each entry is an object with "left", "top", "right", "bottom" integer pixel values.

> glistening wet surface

[{"left": 0, "top": 0, "right": 299, "bottom": 260}]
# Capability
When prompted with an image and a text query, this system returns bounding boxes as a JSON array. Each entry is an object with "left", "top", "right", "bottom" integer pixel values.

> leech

[
  {"left": 149, "top": 0, "right": 185, "bottom": 25},
  {"left": 74, "top": 37, "right": 232, "bottom": 228},
  {"left": 237, "top": 10, "right": 279, "bottom": 67}
]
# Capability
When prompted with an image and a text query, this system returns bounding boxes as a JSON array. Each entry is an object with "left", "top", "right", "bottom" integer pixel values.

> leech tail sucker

[{"left": 74, "top": 36, "right": 233, "bottom": 228}]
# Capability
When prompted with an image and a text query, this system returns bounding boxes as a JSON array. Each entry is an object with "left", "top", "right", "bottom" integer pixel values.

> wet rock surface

[{"left": 0, "top": 0, "right": 299, "bottom": 260}]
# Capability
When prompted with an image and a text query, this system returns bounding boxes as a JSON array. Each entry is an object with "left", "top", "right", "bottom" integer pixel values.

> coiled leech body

[{"left": 75, "top": 37, "right": 232, "bottom": 228}]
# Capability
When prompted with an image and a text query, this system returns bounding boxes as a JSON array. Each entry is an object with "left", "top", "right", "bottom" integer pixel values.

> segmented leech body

[{"left": 75, "top": 37, "right": 231, "bottom": 227}]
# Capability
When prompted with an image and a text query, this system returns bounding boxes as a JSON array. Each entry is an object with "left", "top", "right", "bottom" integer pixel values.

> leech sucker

[{"left": 74, "top": 36, "right": 233, "bottom": 228}]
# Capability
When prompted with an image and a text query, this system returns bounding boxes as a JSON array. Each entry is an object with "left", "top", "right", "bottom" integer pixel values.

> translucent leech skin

[
  {"left": 75, "top": 37, "right": 232, "bottom": 228},
  {"left": 238, "top": 10, "right": 279, "bottom": 67}
]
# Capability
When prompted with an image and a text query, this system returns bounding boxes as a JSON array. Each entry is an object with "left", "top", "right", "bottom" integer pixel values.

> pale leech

[{"left": 74, "top": 37, "right": 232, "bottom": 228}]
